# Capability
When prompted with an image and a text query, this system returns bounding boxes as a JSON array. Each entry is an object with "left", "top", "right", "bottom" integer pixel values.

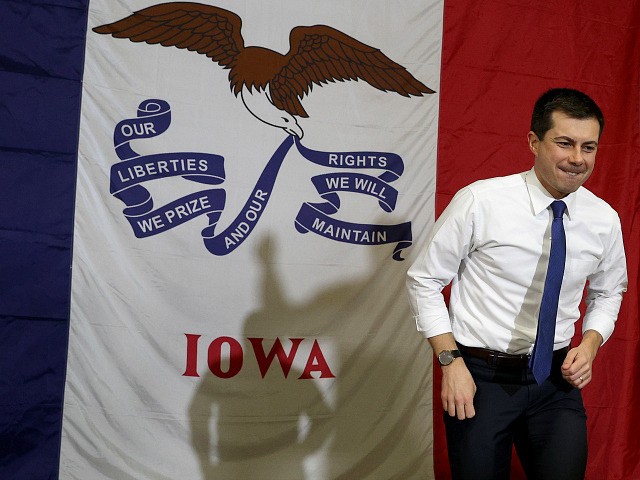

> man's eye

[
  {"left": 582, "top": 146, "right": 596, "bottom": 153},
  {"left": 556, "top": 141, "right": 571, "bottom": 148}
]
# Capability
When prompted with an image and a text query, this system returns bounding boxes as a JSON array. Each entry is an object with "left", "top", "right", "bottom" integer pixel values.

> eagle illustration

[{"left": 93, "top": 2, "right": 434, "bottom": 138}]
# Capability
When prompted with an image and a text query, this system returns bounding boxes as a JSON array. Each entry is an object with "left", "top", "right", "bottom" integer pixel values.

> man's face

[{"left": 528, "top": 111, "right": 600, "bottom": 199}]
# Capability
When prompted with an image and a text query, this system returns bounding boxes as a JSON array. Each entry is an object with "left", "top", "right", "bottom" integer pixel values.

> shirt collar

[{"left": 525, "top": 167, "right": 577, "bottom": 219}]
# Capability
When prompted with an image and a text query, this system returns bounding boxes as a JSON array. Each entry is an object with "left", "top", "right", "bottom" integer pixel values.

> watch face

[{"left": 438, "top": 351, "right": 454, "bottom": 366}]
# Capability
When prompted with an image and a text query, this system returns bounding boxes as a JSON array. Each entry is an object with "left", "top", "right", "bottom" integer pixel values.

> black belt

[{"left": 458, "top": 344, "right": 570, "bottom": 368}]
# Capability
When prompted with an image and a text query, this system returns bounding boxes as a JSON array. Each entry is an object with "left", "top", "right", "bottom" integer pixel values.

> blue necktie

[{"left": 530, "top": 200, "right": 567, "bottom": 384}]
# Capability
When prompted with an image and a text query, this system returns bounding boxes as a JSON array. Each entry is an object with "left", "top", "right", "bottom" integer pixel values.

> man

[{"left": 406, "top": 88, "right": 627, "bottom": 479}]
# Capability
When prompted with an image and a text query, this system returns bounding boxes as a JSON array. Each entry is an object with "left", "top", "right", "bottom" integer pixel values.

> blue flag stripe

[{"left": 0, "top": 1, "right": 89, "bottom": 478}]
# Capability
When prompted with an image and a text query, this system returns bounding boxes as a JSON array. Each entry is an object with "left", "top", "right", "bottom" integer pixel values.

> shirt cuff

[
  {"left": 581, "top": 313, "right": 616, "bottom": 345},
  {"left": 414, "top": 313, "right": 453, "bottom": 339}
]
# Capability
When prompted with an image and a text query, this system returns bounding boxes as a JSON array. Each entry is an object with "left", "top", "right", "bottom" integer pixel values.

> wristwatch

[{"left": 437, "top": 349, "right": 462, "bottom": 366}]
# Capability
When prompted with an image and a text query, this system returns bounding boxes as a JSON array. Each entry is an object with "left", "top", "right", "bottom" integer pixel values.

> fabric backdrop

[
  {"left": 434, "top": 2, "right": 640, "bottom": 479},
  {"left": 0, "top": 1, "right": 638, "bottom": 479}
]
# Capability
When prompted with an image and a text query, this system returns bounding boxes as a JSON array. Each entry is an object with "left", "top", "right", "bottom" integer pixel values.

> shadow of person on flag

[
  {"left": 189, "top": 225, "right": 431, "bottom": 478},
  {"left": 188, "top": 236, "right": 333, "bottom": 479}
]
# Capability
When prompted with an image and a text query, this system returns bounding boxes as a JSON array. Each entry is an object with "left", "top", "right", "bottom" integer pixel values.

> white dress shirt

[{"left": 406, "top": 168, "right": 628, "bottom": 354}]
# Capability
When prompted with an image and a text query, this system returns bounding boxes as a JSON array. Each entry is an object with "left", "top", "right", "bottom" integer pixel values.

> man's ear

[{"left": 527, "top": 131, "right": 540, "bottom": 156}]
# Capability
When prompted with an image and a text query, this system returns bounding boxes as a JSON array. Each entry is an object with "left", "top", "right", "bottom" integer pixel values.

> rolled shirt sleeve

[
  {"left": 406, "top": 187, "right": 475, "bottom": 338},
  {"left": 582, "top": 212, "right": 628, "bottom": 343}
]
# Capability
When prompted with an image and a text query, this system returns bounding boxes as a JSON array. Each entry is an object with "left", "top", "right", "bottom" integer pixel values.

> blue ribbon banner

[
  {"left": 201, "top": 136, "right": 294, "bottom": 256},
  {"left": 292, "top": 138, "right": 412, "bottom": 261},
  {"left": 109, "top": 99, "right": 413, "bottom": 260}
]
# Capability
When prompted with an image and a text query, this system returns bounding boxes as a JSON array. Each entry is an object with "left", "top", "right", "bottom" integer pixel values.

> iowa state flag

[
  {"left": 2, "top": 1, "right": 441, "bottom": 479},
  {"left": 1, "top": 1, "right": 639, "bottom": 480}
]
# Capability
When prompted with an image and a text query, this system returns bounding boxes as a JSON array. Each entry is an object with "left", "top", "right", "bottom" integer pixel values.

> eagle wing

[
  {"left": 92, "top": 2, "right": 244, "bottom": 69},
  {"left": 270, "top": 25, "right": 435, "bottom": 117}
]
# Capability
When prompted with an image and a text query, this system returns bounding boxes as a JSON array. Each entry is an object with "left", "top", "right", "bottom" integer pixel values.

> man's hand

[
  {"left": 561, "top": 330, "right": 603, "bottom": 389},
  {"left": 441, "top": 359, "right": 477, "bottom": 419},
  {"left": 427, "top": 333, "right": 477, "bottom": 419}
]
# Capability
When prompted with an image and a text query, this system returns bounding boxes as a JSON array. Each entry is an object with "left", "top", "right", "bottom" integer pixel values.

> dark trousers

[{"left": 444, "top": 352, "right": 587, "bottom": 480}]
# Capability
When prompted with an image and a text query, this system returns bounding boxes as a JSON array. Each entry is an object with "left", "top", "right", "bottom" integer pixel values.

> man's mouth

[{"left": 560, "top": 168, "right": 583, "bottom": 177}]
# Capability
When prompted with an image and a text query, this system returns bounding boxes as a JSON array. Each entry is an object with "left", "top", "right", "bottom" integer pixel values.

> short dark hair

[{"left": 530, "top": 88, "right": 604, "bottom": 140}]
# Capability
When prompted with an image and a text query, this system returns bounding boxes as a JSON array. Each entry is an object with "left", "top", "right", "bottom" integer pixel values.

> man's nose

[{"left": 569, "top": 146, "right": 584, "bottom": 164}]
